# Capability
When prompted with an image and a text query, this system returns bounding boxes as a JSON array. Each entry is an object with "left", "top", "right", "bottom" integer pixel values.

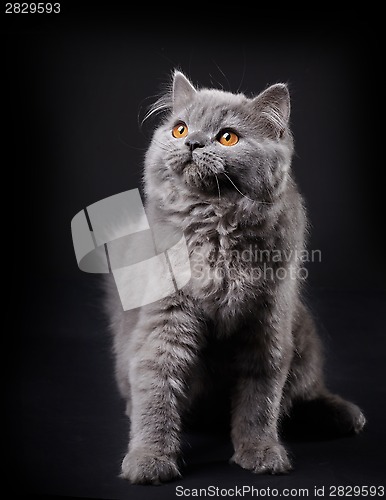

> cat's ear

[
  {"left": 172, "top": 71, "right": 196, "bottom": 111},
  {"left": 251, "top": 83, "right": 290, "bottom": 139}
]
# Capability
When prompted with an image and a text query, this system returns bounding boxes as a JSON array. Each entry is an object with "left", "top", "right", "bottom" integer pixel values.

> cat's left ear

[
  {"left": 172, "top": 71, "right": 196, "bottom": 111},
  {"left": 251, "top": 83, "right": 290, "bottom": 139}
]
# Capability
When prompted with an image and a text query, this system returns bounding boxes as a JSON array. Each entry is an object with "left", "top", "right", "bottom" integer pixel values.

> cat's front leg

[
  {"left": 231, "top": 307, "right": 293, "bottom": 475},
  {"left": 121, "top": 296, "right": 204, "bottom": 484}
]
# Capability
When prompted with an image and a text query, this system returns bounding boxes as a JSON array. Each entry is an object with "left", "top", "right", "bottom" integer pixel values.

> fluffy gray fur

[{"left": 106, "top": 71, "right": 366, "bottom": 484}]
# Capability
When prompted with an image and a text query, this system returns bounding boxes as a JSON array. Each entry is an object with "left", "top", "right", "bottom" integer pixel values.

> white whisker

[
  {"left": 151, "top": 138, "right": 171, "bottom": 153},
  {"left": 214, "top": 174, "right": 221, "bottom": 201},
  {"left": 221, "top": 172, "right": 273, "bottom": 205},
  {"left": 141, "top": 93, "right": 172, "bottom": 125}
]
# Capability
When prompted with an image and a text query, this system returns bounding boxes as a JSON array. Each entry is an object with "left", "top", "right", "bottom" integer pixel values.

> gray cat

[{"left": 106, "top": 71, "right": 366, "bottom": 484}]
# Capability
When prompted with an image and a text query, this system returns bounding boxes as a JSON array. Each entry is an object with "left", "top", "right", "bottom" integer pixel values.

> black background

[{"left": 3, "top": 5, "right": 385, "bottom": 499}]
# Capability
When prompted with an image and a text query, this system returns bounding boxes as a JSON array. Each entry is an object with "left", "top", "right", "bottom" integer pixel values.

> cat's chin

[{"left": 181, "top": 162, "right": 218, "bottom": 193}]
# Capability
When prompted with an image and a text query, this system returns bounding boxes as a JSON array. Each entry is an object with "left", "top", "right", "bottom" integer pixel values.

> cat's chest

[
  {"left": 163, "top": 199, "right": 280, "bottom": 330},
  {"left": 185, "top": 209, "right": 241, "bottom": 267},
  {"left": 184, "top": 210, "right": 261, "bottom": 303}
]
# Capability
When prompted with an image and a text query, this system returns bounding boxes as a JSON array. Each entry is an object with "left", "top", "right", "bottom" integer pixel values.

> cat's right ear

[
  {"left": 172, "top": 71, "right": 196, "bottom": 111},
  {"left": 251, "top": 83, "right": 290, "bottom": 139}
]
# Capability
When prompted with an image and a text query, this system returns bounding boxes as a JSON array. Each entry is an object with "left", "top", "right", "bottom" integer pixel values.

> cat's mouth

[
  {"left": 167, "top": 148, "right": 226, "bottom": 193},
  {"left": 181, "top": 160, "right": 253, "bottom": 201}
]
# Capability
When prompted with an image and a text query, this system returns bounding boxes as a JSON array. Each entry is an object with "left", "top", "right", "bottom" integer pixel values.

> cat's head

[{"left": 145, "top": 71, "right": 293, "bottom": 202}]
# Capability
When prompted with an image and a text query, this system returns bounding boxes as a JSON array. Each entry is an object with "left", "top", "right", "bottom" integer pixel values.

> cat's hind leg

[{"left": 282, "top": 301, "right": 366, "bottom": 438}]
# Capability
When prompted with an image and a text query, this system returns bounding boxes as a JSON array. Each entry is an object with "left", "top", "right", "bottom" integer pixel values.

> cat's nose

[{"left": 185, "top": 132, "right": 206, "bottom": 151}]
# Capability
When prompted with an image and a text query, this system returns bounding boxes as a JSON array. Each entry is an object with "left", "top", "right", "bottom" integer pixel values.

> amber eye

[
  {"left": 172, "top": 122, "right": 188, "bottom": 138},
  {"left": 218, "top": 129, "right": 239, "bottom": 146}
]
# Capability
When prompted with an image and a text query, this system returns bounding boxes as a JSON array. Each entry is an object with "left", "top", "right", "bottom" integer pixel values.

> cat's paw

[
  {"left": 353, "top": 408, "right": 367, "bottom": 434},
  {"left": 231, "top": 441, "right": 292, "bottom": 475},
  {"left": 326, "top": 396, "right": 367, "bottom": 435},
  {"left": 339, "top": 402, "right": 366, "bottom": 434},
  {"left": 121, "top": 448, "right": 181, "bottom": 485}
]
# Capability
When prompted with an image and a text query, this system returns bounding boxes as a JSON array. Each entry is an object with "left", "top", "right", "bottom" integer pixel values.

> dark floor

[{"left": 12, "top": 277, "right": 386, "bottom": 499}]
